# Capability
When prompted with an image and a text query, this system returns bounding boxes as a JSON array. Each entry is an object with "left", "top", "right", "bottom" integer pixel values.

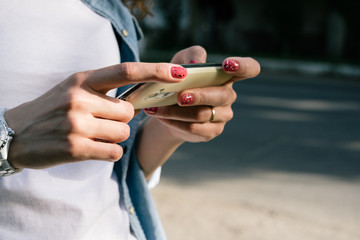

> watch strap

[{"left": 0, "top": 108, "right": 20, "bottom": 176}]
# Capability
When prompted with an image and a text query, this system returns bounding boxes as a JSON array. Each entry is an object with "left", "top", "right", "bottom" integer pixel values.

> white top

[{"left": 0, "top": 0, "right": 137, "bottom": 239}]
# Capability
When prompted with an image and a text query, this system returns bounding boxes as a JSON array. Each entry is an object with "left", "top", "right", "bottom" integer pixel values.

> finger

[
  {"left": 89, "top": 91, "right": 134, "bottom": 123},
  {"left": 85, "top": 62, "right": 187, "bottom": 93},
  {"left": 63, "top": 88, "right": 134, "bottom": 123},
  {"left": 71, "top": 136, "right": 124, "bottom": 161},
  {"left": 144, "top": 105, "right": 233, "bottom": 123},
  {"left": 222, "top": 57, "right": 260, "bottom": 80},
  {"left": 66, "top": 113, "right": 131, "bottom": 143},
  {"left": 171, "top": 45, "right": 207, "bottom": 64},
  {"left": 89, "top": 118, "right": 131, "bottom": 143},
  {"left": 177, "top": 83, "right": 237, "bottom": 107}
]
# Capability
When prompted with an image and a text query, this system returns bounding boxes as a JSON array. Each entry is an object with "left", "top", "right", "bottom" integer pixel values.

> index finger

[
  {"left": 86, "top": 62, "right": 187, "bottom": 93},
  {"left": 223, "top": 57, "right": 261, "bottom": 80}
]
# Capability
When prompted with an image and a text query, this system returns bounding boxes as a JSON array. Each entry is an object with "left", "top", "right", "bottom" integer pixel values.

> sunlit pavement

[{"left": 152, "top": 72, "right": 360, "bottom": 240}]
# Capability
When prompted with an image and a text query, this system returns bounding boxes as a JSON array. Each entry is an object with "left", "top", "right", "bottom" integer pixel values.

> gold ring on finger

[{"left": 209, "top": 106, "right": 216, "bottom": 122}]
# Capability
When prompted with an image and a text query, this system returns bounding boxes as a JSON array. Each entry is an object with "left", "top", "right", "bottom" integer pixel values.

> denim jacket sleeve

[{"left": 81, "top": 1, "right": 167, "bottom": 239}]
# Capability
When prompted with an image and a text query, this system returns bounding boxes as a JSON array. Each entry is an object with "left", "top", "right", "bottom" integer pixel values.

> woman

[{"left": 0, "top": 0, "right": 260, "bottom": 239}]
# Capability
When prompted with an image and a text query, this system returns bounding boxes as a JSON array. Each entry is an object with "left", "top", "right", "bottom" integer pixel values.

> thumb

[
  {"left": 171, "top": 45, "right": 207, "bottom": 64},
  {"left": 85, "top": 62, "right": 187, "bottom": 93}
]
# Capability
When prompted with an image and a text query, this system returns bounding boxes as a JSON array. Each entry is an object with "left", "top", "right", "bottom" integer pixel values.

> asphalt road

[{"left": 151, "top": 72, "right": 360, "bottom": 240}]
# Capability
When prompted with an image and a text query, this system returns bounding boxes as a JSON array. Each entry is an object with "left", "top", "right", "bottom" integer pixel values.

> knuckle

[
  {"left": 120, "top": 62, "right": 136, "bottom": 80},
  {"left": 108, "top": 145, "right": 123, "bottom": 161},
  {"left": 119, "top": 124, "right": 131, "bottom": 141},
  {"left": 227, "top": 109, "right": 234, "bottom": 121},
  {"left": 187, "top": 123, "right": 199, "bottom": 135},
  {"left": 197, "top": 92, "right": 207, "bottom": 105},
  {"left": 62, "top": 88, "right": 88, "bottom": 112},
  {"left": 107, "top": 123, "right": 131, "bottom": 143},
  {"left": 231, "top": 89, "right": 237, "bottom": 103},
  {"left": 68, "top": 72, "right": 88, "bottom": 86},
  {"left": 224, "top": 88, "right": 237, "bottom": 104},
  {"left": 189, "top": 45, "right": 207, "bottom": 58},
  {"left": 121, "top": 101, "right": 134, "bottom": 122},
  {"left": 66, "top": 114, "right": 83, "bottom": 133},
  {"left": 154, "top": 63, "right": 168, "bottom": 78},
  {"left": 219, "top": 91, "right": 229, "bottom": 105},
  {"left": 67, "top": 134, "right": 83, "bottom": 159},
  {"left": 221, "top": 86, "right": 237, "bottom": 105},
  {"left": 205, "top": 125, "right": 224, "bottom": 142},
  {"left": 196, "top": 109, "right": 208, "bottom": 122},
  {"left": 68, "top": 92, "right": 82, "bottom": 110},
  {"left": 215, "top": 125, "right": 225, "bottom": 136}
]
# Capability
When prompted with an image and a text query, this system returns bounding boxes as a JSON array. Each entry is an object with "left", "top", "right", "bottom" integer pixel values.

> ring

[{"left": 209, "top": 106, "right": 216, "bottom": 122}]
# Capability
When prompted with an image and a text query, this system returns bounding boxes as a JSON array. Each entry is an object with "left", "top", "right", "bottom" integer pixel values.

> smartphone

[{"left": 117, "top": 63, "right": 232, "bottom": 109}]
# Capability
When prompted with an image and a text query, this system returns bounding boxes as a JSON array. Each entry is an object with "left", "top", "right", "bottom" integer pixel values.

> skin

[
  {"left": 136, "top": 46, "right": 260, "bottom": 179},
  {"left": 4, "top": 46, "right": 260, "bottom": 179},
  {"left": 4, "top": 62, "right": 185, "bottom": 170}
]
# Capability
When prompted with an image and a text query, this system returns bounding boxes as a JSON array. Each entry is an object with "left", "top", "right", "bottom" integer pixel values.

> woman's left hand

[
  {"left": 136, "top": 45, "right": 260, "bottom": 178},
  {"left": 143, "top": 46, "right": 260, "bottom": 143}
]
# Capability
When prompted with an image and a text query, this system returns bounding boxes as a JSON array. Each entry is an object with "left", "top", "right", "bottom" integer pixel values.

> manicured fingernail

[
  {"left": 189, "top": 60, "right": 200, "bottom": 64},
  {"left": 223, "top": 59, "right": 240, "bottom": 72},
  {"left": 171, "top": 66, "right": 187, "bottom": 79},
  {"left": 181, "top": 94, "right": 195, "bottom": 105},
  {"left": 144, "top": 107, "right": 158, "bottom": 114}
]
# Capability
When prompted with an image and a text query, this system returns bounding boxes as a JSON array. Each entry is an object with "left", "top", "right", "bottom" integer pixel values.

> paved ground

[{"left": 151, "top": 72, "right": 360, "bottom": 240}]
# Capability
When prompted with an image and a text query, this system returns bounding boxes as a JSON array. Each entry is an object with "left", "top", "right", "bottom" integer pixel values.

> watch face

[{"left": 0, "top": 121, "right": 8, "bottom": 150}]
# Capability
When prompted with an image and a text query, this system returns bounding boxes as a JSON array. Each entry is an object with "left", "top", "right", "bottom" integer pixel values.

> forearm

[{"left": 136, "top": 117, "right": 184, "bottom": 180}]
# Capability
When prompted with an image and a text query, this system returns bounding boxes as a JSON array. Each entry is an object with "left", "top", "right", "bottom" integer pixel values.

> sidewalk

[{"left": 151, "top": 70, "right": 360, "bottom": 240}]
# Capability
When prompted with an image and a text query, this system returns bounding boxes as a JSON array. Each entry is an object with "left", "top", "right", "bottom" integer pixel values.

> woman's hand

[
  {"left": 136, "top": 46, "right": 260, "bottom": 178},
  {"left": 144, "top": 47, "right": 260, "bottom": 143},
  {"left": 4, "top": 62, "right": 186, "bottom": 170},
  {"left": 144, "top": 81, "right": 237, "bottom": 142}
]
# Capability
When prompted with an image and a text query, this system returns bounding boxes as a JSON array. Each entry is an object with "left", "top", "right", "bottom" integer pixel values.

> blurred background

[
  {"left": 139, "top": 0, "right": 359, "bottom": 65},
  {"left": 137, "top": 0, "right": 360, "bottom": 239}
]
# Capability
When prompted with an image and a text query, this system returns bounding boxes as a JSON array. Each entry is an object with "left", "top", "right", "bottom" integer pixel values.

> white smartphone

[{"left": 117, "top": 63, "right": 232, "bottom": 109}]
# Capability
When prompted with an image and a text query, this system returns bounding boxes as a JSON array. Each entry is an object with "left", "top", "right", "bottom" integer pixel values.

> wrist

[
  {"left": 136, "top": 117, "right": 184, "bottom": 179},
  {"left": 150, "top": 118, "right": 185, "bottom": 146}
]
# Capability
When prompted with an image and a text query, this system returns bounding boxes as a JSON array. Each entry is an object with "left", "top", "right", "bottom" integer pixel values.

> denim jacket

[{"left": 81, "top": 1, "right": 167, "bottom": 239}]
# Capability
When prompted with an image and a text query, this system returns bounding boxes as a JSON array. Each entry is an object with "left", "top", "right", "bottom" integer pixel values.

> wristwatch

[{"left": 0, "top": 108, "right": 20, "bottom": 176}]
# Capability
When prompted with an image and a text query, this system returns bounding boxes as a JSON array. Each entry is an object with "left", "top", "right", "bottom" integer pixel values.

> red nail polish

[
  {"left": 171, "top": 66, "right": 187, "bottom": 79},
  {"left": 144, "top": 107, "right": 158, "bottom": 114},
  {"left": 189, "top": 60, "right": 200, "bottom": 64},
  {"left": 181, "top": 94, "right": 195, "bottom": 105},
  {"left": 223, "top": 59, "right": 240, "bottom": 72}
]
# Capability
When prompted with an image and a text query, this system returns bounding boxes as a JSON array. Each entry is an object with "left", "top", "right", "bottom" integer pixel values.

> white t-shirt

[{"left": 0, "top": 0, "right": 137, "bottom": 239}]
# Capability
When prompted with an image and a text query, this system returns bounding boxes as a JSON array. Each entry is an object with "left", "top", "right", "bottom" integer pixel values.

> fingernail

[
  {"left": 171, "top": 66, "right": 187, "bottom": 79},
  {"left": 144, "top": 107, "right": 158, "bottom": 114},
  {"left": 189, "top": 60, "right": 200, "bottom": 64},
  {"left": 181, "top": 94, "right": 195, "bottom": 105},
  {"left": 223, "top": 59, "right": 240, "bottom": 72}
]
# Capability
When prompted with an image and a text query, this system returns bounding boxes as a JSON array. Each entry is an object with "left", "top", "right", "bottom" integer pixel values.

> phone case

[{"left": 117, "top": 63, "right": 232, "bottom": 109}]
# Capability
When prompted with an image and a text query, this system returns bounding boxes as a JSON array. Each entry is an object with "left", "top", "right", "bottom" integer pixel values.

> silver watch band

[
  {"left": 0, "top": 159, "right": 18, "bottom": 176},
  {"left": 0, "top": 108, "right": 20, "bottom": 176}
]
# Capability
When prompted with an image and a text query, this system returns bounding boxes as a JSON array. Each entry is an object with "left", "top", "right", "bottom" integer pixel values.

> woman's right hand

[{"left": 4, "top": 62, "right": 186, "bottom": 170}]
